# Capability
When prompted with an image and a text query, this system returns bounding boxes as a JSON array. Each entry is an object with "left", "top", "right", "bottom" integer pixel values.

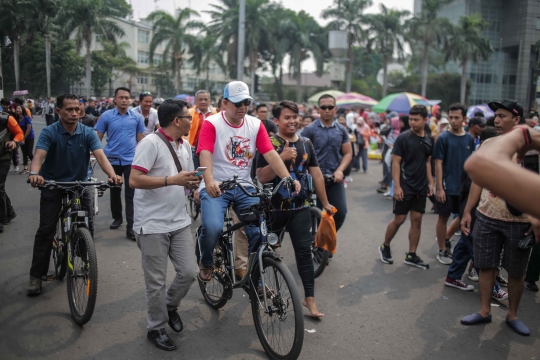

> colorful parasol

[
  {"left": 372, "top": 92, "right": 429, "bottom": 114},
  {"left": 467, "top": 104, "right": 495, "bottom": 119},
  {"left": 336, "top": 92, "right": 378, "bottom": 108},
  {"left": 307, "top": 90, "right": 344, "bottom": 104}
]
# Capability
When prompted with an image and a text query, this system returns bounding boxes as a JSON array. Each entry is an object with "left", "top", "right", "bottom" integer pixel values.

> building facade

[
  {"left": 70, "top": 17, "right": 231, "bottom": 98},
  {"left": 415, "top": 0, "right": 540, "bottom": 108}
]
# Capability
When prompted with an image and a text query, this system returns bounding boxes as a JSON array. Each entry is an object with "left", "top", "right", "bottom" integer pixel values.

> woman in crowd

[{"left": 14, "top": 105, "right": 34, "bottom": 174}]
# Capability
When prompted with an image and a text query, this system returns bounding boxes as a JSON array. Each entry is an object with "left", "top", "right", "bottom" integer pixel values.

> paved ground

[{"left": 0, "top": 115, "right": 539, "bottom": 359}]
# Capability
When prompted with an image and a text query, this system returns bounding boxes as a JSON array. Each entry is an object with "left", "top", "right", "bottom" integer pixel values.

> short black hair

[
  {"left": 13, "top": 98, "right": 24, "bottom": 105},
  {"left": 114, "top": 87, "right": 131, "bottom": 96},
  {"left": 480, "top": 127, "right": 498, "bottom": 142},
  {"left": 157, "top": 99, "right": 189, "bottom": 127},
  {"left": 448, "top": 103, "right": 467, "bottom": 117},
  {"left": 409, "top": 105, "right": 428, "bottom": 118},
  {"left": 216, "top": 96, "right": 224, "bottom": 109},
  {"left": 256, "top": 103, "right": 268, "bottom": 111},
  {"left": 318, "top": 94, "right": 336, "bottom": 106},
  {"left": 400, "top": 115, "right": 410, "bottom": 130},
  {"left": 139, "top": 93, "right": 153, "bottom": 102},
  {"left": 272, "top": 100, "right": 299, "bottom": 119},
  {"left": 303, "top": 115, "right": 314, "bottom": 122},
  {"left": 474, "top": 111, "right": 484, "bottom": 118},
  {"left": 486, "top": 116, "right": 496, "bottom": 127},
  {"left": 56, "top": 94, "right": 79, "bottom": 109},
  {"left": 0, "top": 98, "right": 9, "bottom": 106}
]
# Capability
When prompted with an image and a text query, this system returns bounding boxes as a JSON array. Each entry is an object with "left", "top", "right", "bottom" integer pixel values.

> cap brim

[
  {"left": 488, "top": 101, "right": 507, "bottom": 113},
  {"left": 227, "top": 95, "right": 253, "bottom": 103}
]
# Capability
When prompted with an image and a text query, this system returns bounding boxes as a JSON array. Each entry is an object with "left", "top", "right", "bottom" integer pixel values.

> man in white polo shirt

[
  {"left": 197, "top": 81, "right": 299, "bottom": 282},
  {"left": 129, "top": 99, "right": 201, "bottom": 352}
]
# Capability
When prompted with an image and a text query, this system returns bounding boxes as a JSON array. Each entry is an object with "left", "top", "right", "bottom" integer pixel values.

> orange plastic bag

[{"left": 315, "top": 208, "right": 338, "bottom": 254}]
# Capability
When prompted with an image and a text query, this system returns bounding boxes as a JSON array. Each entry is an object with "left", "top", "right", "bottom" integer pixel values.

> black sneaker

[
  {"left": 525, "top": 280, "right": 539, "bottom": 292},
  {"left": 496, "top": 275, "right": 508, "bottom": 287},
  {"left": 4, "top": 211, "right": 16, "bottom": 225},
  {"left": 445, "top": 240, "right": 453, "bottom": 257},
  {"left": 404, "top": 253, "right": 430, "bottom": 269},
  {"left": 378, "top": 245, "right": 393, "bottom": 264}
]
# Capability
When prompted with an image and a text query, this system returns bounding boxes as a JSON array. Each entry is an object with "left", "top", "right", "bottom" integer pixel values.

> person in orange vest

[{"left": 187, "top": 90, "right": 217, "bottom": 168}]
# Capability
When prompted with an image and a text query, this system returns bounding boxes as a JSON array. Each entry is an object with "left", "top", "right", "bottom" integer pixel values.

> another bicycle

[
  {"left": 195, "top": 176, "right": 304, "bottom": 360},
  {"left": 186, "top": 188, "right": 200, "bottom": 220},
  {"left": 32, "top": 180, "right": 115, "bottom": 325}
]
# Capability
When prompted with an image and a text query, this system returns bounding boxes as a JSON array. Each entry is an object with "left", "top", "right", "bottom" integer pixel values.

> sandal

[{"left": 20, "top": 169, "right": 29, "bottom": 174}]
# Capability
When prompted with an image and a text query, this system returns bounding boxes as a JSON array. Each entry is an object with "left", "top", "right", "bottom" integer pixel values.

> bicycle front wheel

[
  {"left": 189, "top": 195, "right": 200, "bottom": 220},
  {"left": 67, "top": 227, "right": 98, "bottom": 325},
  {"left": 250, "top": 256, "right": 304, "bottom": 360}
]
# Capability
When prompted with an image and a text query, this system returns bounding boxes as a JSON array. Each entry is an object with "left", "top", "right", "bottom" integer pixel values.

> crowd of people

[{"left": 1, "top": 81, "right": 539, "bottom": 352}]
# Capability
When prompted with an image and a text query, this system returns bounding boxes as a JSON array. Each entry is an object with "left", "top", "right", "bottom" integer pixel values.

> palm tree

[
  {"left": 0, "top": 0, "right": 31, "bottom": 91},
  {"left": 286, "top": 11, "right": 327, "bottom": 102},
  {"left": 61, "top": 0, "right": 125, "bottom": 98},
  {"left": 188, "top": 32, "right": 227, "bottom": 92},
  {"left": 147, "top": 8, "right": 204, "bottom": 94},
  {"left": 445, "top": 14, "right": 493, "bottom": 104},
  {"left": 32, "top": 0, "right": 59, "bottom": 98},
  {"left": 367, "top": 4, "right": 410, "bottom": 97},
  {"left": 406, "top": 0, "right": 453, "bottom": 97},
  {"left": 321, "top": 0, "right": 373, "bottom": 93},
  {"left": 100, "top": 40, "right": 131, "bottom": 96}
]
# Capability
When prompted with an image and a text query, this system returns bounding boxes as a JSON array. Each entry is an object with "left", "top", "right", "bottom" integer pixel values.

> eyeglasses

[
  {"left": 175, "top": 115, "right": 193, "bottom": 121},
  {"left": 231, "top": 99, "right": 252, "bottom": 108},
  {"left": 319, "top": 105, "right": 335, "bottom": 111}
]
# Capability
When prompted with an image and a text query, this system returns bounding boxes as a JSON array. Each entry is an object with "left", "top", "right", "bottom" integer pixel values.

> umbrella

[
  {"left": 372, "top": 92, "right": 428, "bottom": 114},
  {"left": 174, "top": 94, "right": 190, "bottom": 100},
  {"left": 467, "top": 104, "right": 495, "bottom": 119},
  {"left": 336, "top": 92, "right": 378, "bottom": 108},
  {"left": 307, "top": 90, "right": 344, "bottom": 104}
]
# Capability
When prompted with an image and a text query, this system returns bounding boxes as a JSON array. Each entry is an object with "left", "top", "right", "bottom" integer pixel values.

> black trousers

[
  {"left": 45, "top": 115, "right": 54, "bottom": 126},
  {"left": 110, "top": 164, "right": 134, "bottom": 229},
  {"left": 30, "top": 188, "right": 93, "bottom": 278},
  {"left": 267, "top": 208, "right": 315, "bottom": 297},
  {"left": 317, "top": 181, "right": 347, "bottom": 231},
  {"left": 21, "top": 138, "right": 34, "bottom": 166},
  {"left": 0, "top": 160, "right": 14, "bottom": 222}
]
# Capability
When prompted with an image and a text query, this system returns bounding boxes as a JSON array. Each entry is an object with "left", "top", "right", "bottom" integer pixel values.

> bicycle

[
  {"left": 31, "top": 179, "right": 115, "bottom": 325},
  {"left": 186, "top": 188, "right": 200, "bottom": 220},
  {"left": 87, "top": 157, "right": 101, "bottom": 216},
  {"left": 194, "top": 176, "right": 304, "bottom": 360}
]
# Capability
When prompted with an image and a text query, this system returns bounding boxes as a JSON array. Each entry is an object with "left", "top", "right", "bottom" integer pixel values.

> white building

[{"left": 70, "top": 17, "right": 232, "bottom": 98}]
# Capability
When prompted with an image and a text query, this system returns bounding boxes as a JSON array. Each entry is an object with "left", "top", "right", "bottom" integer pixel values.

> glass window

[
  {"left": 187, "top": 77, "right": 197, "bottom": 88},
  {"left": 138, "top": 30, "right": 149, "bottom": 44},
  {"left": 137, "top": 73, "right": 148, "bottom": 85},
  {"left": 153, "top": 53, "right": 162, "bottom": 66},
  {"left": 138, "top": 51, "right": 149, "bottom": 64}
]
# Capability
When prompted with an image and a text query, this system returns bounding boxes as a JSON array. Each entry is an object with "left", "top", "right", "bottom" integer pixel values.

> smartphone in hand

[{"left": 195, "top": 167, "right": 207, "bottom": 177}]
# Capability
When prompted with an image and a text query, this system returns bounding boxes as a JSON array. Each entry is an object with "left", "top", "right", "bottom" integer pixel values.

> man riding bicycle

[
  {"left": 27, "top": 94, "right": 122, "bottom": 296},
  {"left": 196, "top": 81, "right": 299, "bottom": 282}
]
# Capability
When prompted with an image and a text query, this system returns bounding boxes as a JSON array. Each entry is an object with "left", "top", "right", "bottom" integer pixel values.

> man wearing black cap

[
  {"left": 468, "top": 117, "right": 486, "bottom": 149},
  {"left": 461, "top": 99, "right": 535, "bottom": 336}
]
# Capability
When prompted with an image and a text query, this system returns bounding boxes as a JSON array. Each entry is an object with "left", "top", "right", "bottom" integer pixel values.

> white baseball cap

[{"left": 223, "top": 81, "right": 253, "bottom": 103}]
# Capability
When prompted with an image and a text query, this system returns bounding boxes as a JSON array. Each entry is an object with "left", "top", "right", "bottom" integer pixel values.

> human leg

[
  {"left": 231, "top": 208, "right": 248, "bottom": 274},
  {"left": 323, "top": 182, "right": 347, "bottom": 231},
  {"left": 198, "top": 189, "right": 231, "bottom": 267},
  {"left": 231, "top": 186, "right": 262, "bottom": 253},
  {"left": 110, "top": 165, "right": 124, "bottom": 222},
  {"left": 0, "top": 160, "right": 11, "bottom": 225},
  {"left": 436, "top": 215, "right": 450, "bottom": 250},
  {"left": 447, "top": 233, "right": 474, "bottom": 280},
  {"left": 408, "top": 211, "right": 423, "bottom": 253},
  {"left": 361, "top": 147, "right": 368, "bottom": 172},
  {"left": 478, "top": 268, "right": 497, "bottom": 317},
  {"left": 384, "top": 214, "right": 407, "bottom": 246},
  {"left": 525, "top": 244, "right": 540, "bottom": 287},
  {"left": 122, "top": 165, "right": 135, "bottom": 230}
]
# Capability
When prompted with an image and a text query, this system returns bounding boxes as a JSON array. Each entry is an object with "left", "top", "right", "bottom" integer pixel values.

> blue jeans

[
  {"left": 198, "top": 186, "right": 261, "bottom": 267},
  {"left": 447, "top": 233, "right": 474, "bottom": 280},
  {"left": 359, "top": 147, "right": 368, "bottom": 172}
]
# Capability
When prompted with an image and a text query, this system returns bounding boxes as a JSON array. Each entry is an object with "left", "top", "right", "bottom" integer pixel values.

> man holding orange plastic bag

[{"left": 315, "top": 207, "right": 338, "bottom": 254}]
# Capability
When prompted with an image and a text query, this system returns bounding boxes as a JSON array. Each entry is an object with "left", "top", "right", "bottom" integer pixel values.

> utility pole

[{"left": 237, "top": 0, "right": 246, "bottom": 81}]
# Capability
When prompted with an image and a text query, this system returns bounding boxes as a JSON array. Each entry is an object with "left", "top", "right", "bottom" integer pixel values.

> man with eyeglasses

[
  {"left": 301, "top": 94, "right": 352, "bottom": 232},
  {"left": 95, "top": 87, "right": 146, "bottom": 240},
  {"left": 134, "top": 92, "right": 161, "bottom": 137},
  {"left": 196, "top": 81, "right": 300, "bottom": 282}
]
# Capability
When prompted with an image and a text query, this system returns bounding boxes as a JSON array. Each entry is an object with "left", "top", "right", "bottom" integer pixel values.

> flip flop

[
  {"left": 505, "top": 317, "right": 530, "bottom": 336},
  {"left": 461, "top": 313, "right": 492, "bottom": 325}
]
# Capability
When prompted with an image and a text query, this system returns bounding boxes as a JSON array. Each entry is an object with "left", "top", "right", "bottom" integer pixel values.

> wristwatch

[{"left": 29, "top": 171, "right": 39, "bottom": 176}]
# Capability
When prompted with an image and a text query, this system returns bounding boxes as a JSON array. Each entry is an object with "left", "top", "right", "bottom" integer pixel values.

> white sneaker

[
  {"left": 346, "top": 176, "right": 353, "bottom": 182},
  {"left": 11, "top": 166, "right": 19, "bottom": 172},
  {"left": 454, "top": 231, "right": 461, "bottom": 236},
  {"left": 468, "top": 267, "right": 479, "bottom": 282},
  {"left": 437, "top": 250, "right": 452, "bottom": 265}
]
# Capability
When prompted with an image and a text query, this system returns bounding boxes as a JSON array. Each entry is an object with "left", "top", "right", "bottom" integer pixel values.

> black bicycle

[
  {"left": 195, "top": 176, "right": 304, "bottom": 360},
  {"left": 186, "top": 188, "right": 200, "bottom": 220},
  {"left": 32, "top": 180, "right": 115, "bottom": 325}
]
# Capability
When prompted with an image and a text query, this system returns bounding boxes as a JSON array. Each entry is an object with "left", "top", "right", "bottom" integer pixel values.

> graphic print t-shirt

[{"left": 197, "top": 112, "right": 274, "bottom": 189}]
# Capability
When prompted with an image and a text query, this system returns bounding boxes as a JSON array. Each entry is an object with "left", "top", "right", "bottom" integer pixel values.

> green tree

[
  {"left": 321, "top": 0, "right": 373, "bottom": 93},
  {"left": 367, "top": 4, "right": 410, "bottom": 97},
  {"left": 0, "top": 0, "right": 32, "bottom": 90},
  {"left": 286, "top": 11, "right": 327, "bottom": 102},
  {"left": 188, "top": 32, "right": 227, "bottom": 92},
  {"left": 445, "top": 14, "right": 493, "bottom": 104},
  {"left": 91, "top": 41, "right": 130, "bottom": 96},
  {"left": 61, "top": 0, "right": 127, "bottom": 98},
  {"left": 406, "top": 0, "right": 453, "bottom": 97},
  {"left": 147, "top": 8, "right": 204, "bottom": 94}
]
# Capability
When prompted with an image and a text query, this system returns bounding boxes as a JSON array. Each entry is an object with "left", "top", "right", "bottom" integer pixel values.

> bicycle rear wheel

[
  {"left": 309, "top": 207, "right": 329, "bottom": 278},
  {"left": 195, "top": 233, "right": 231, "bottom": 309},
  {"left": 189, "top": 194, "right": 200, "bottom": 220},
  {"left": 250, "top": 256, "right": 304, "bottom": 360},
  {"left": 67, "top": 227, "right": 98, "bottom": 325},
  {"left": 52, "top": 220, "right": 67, "bottom": 280}
]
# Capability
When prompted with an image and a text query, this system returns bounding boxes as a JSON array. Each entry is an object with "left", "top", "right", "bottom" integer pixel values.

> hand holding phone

[{"left": 195, "top": 167, "right": 207, "bottom": 177}]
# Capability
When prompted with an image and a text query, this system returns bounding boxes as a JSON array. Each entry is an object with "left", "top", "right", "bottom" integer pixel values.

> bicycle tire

[
  {"left": 195, "top": 235, "right": 230, "bottom": 309},
  {"left": 53, "top": 220, "right": 68, "bottom": 280},
  {"left": 309, "top": 207, "right": 329, "bottom": 278},
  {"left": 66, "top": 227, "right": 98, "bottom": 325},
  {"left": 250, "top": 256, "right": 304, "bottom": 360},
  {"left": 189, "top": 195, "right": 200, "bottom": 220}
]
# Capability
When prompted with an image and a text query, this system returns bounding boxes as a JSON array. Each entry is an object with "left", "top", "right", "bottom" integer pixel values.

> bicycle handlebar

[
  {"left": 27, "top": 179, "right": 120, "bottom": 190},
  {"left": 218, "top": 175, "right": 294, "bottom": 199}
]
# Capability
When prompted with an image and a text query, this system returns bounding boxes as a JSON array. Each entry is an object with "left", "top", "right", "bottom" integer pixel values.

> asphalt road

[{"left": 0, "top": 115, "right": 539, "bottom": 359}]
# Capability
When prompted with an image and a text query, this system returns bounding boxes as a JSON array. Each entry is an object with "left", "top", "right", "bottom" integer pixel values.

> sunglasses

[
  {"left": 175, "top": 115, "right": 193, "bottom": 121},
  {"left": 319, "top": 105, "right": 335, "bottom": 111},
  {"left": 231, "top": 99, "right": 252, "bottom": 108},
  {"left": 141, "top": 91, "right": 152, "bottom": 95}
]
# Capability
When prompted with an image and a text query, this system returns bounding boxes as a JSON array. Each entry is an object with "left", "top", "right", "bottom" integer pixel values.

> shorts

[
  {"left": 436, "top": 195, "right": 460, "bottom": 217},
  {"left": 473, "top": 211, "right": 532, "bottom": 278},
  {"left": 393, "top": 195, "right": 427, "bottom": 215}
]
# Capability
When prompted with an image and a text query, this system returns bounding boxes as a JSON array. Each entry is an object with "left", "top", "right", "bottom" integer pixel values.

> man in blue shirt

[
  {"left": 27, "top": 94, "right": 122, "bottom": 296},
  {"left": 433, "top": 103, "right": 475, "bottom": 265},
  {"left": 95, "top": 87, "right": 145, "bottom": 240},
  {"left": 301, "top": 94, "right": 352, "bottom": 232}
]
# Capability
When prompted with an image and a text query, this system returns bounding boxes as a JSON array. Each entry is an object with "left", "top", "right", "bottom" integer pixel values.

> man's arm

[
  {"left": 199, "top": 150, "right": 221, "bottom": 198},
  {"left": 435, "top": 159, "right": 445, "bottom": 202},
  {"left": 28, "top": 149, "right": 47, "bottom": 186},
  {"left": 93, "top": 149, "right": 122, "bottom": 184},
  {"left": 461, "top": 182, "right": 482, "bottom": 236},
  {"left": 426, "top": 156, "right": 434, "bottom": 196},
  {"left": 261, "top": 150, "right": 294, "bottom": 179},
  {"left": 137, "top": 133, "right": 143, "bottom": 142},
  {"left": 392, "top": 154, "right": 404, "bottom": 201},
  {"left": 129, "top": 168, "right": 199, "bottom": 190},
  {"left": 309, "top": 166, "right": 334, "bottom": 213},
  {"left": 334, "top": 142, "right": 353, "bottom": 183}
]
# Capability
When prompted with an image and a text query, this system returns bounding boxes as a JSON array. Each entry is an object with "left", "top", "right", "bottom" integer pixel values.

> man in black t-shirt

[
  {"left": 256, "top": 103, "right": 278, "bottom": 136},
  {"left": 379, "top": 105, "right": 434, "bottom": 269}
]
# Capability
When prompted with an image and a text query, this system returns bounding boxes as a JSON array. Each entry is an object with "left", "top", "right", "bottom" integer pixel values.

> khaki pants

[{"left": 231, "top": 208, "right": 248, "bottom": 270}]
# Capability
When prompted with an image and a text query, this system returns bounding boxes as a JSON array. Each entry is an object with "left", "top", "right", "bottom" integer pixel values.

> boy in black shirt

[{"left": 379, "top": 105, "right": 434, "bottom": 269}]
